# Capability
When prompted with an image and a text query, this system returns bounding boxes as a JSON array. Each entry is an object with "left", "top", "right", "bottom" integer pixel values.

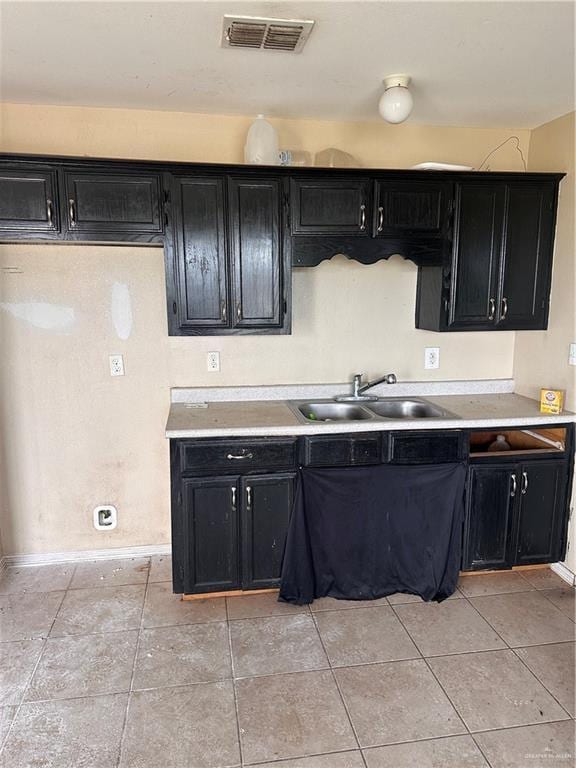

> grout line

[
  {"left": 537, "top": 589, "right": 576, "bottom": 624},
  {"left": 309, "top": 611, "right": 369, "bottom": 767},
  {"left": 226, "top": 598, "right": 245, "bottom": 767},
  {"left": 510, "top": 646, "right": 574, "bottom": 719},
  {"left": 115, "top": 561, "right": 151, "bottom": 768}
]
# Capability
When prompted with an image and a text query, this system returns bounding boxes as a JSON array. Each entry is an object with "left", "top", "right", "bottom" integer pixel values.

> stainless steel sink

[
  {"left": 288, "top": 397, "right": 459, "bottom": 424},
  {"left": 293, "top": 402, "right": 374, "bottom": 422},
  {"left": 365, "top": 398, "right": 456, "bottom": 419}
]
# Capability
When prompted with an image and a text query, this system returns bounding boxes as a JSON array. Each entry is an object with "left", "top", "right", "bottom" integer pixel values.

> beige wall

[
  {"left": 0, "top": 101, "right": 538, "bottom": 556},
  {"left": 514, "top": 111, "right": 576, "bottom": 573}
]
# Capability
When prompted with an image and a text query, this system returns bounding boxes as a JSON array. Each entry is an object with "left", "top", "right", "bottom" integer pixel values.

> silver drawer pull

[
  {"left": 359, "top": 204, "right": 366, "bottom": 230},
  {"left": 46, "top": 199, "right": 54, "bottom": 228},
  {"left": 510, "top": 473, "right": 517, "bottom": 497},
  {"left": 227, "top": 452, "right": 253, "bottom": 460},
  {"left": 521, "top": 471, "right": 528, "bottom": 495},
  {"left": 377, "top": 206, "right": 384, "bottom": 232},
  {"left": 68, "top": 198, "right": 77, "bottom": 227},
  {"left": 501, "top": 297, "right": 508, "bottom": 320},
  {"left": 231, "top": 486, "right": 236, "bottom": 510},
  {"left": 246, "top": 486, "right": 252, "bottom": 510},
  {"left": 488, "top": 298, "right": 496, "bottom": 320}
]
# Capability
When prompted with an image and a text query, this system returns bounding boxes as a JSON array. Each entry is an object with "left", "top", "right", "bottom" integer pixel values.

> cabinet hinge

[{"left": 172, "top": 301, "right": 177, "bottom": 315}]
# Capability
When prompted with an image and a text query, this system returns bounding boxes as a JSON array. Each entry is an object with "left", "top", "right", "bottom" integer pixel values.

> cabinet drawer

[
  {"left": 389, "top": 431, "right": 467, "bottom": 464},
  {"left": 301, "top": 433, "right": 383, "bottom": 467},
  {"left": 180, "top": 438, "right": 298, "bottom": 473}
]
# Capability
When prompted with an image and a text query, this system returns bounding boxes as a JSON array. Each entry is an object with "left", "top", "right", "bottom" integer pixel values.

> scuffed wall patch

[
  {"left": 0, "top": 301, "right": 75, "bottom": 331},
  {"left": 111, "top": 282, "right": 133, "bottom": 340}
]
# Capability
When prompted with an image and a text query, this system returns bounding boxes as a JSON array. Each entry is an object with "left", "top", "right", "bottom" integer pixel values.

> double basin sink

[{"left": 289, "top": 397, "right": 459, "bottom": 424}]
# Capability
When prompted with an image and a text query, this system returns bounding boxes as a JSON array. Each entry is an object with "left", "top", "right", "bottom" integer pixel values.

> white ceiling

[{"left": 1, "top": 1, "right": 574, "bottom": 128}]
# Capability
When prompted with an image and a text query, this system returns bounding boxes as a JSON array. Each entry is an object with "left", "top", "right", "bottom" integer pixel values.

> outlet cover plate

[{"left": 424, "top": 347, "right": 440, "bottom": 370}]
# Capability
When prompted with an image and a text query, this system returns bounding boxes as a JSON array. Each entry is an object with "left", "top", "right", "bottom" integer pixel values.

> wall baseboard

[
  {"left": 1, "top": 543, "right": 171, "bottom": 569},
  {"left": 550, "top": 561, "right": 576, "bottom": 587}
]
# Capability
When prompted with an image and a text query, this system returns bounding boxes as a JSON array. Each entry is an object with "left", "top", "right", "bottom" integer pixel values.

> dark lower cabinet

[
  {"left": 241, "top": 473, "right": 296, "bottom": 589},
  {"left": 463, "top": 464, "right": 516, "bottom": 570},
  {"left": 514, "top": 460, "right": 567, "bottom": 565},
  {"left": 176, "top": 467, "right": 295, "bottom": 594},
  {"left": 0, "top": 168, "right": 59, "bottom": 233},
  {"left": 463, "top": 458, "right": 569, "bottom": 571},
  {"left": 182, "top": 476, "right": 241, "bottom": 592}
]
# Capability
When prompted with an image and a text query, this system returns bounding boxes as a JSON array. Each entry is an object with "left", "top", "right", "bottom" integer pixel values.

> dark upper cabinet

[
  {"left": 0, "top": 168, "right": 59, "bottom": 233},
  {"left": 513, "top": 460, "right": 567, "bottom": 566},
  {"left": 171, "top": 176, "right": 229, "bottom": 331},
  {"left": 416, "top": 178, "right": 560, "bottom": 332},
  {"left": 241, "top": 473, "right": 295, "bottom": 589},
  {"left": 448, "top": 183, "right": 505, "bottom": 328},
  {"left": 167, "top": 173, "right": 290, "bottom": 336},
  {"left": 290, "top": 178, "right": 371, "bottom": 235},
  {"left": 463, "top": 464, "right": 516, "bottom": 570},
  {"left": 498, "top": 183, "right": 556, "bottom": 330},
  {"left": 182, "top": 476, "right": 241, "bottom": 593},
  {"left": 63, "top": 171, "right": 163, "bottom": 234},
  {"left": 228, "top": 177, "right": 284, "bottom": 329},
  {"left": 374, "top": 180, "right": 450, "bottom": 237},
  {"left": 463, "top": 459, "right": 569, "bottom": 571}
]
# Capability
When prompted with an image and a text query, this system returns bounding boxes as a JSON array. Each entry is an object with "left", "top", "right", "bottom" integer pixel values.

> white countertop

[{"left": 165, "top": 390, "right": 575, "bottom": 439}]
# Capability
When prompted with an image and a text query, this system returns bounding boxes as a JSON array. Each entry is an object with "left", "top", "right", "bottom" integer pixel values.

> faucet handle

[{"left": 386, "top": 373, "right": 397, "bottom": 384}]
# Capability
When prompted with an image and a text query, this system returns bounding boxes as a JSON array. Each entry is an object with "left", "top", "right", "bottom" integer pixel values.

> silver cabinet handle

[
  {"left": 68, "top": 199, "right": 76, "bottom": 227},
  {"left": 521, "top": 471, "right": 528, "bottom": 495},
  {"left": 46, "top": 199, "right": 54, "bottom": 228},
  {"left": 359, "top": 204, "right": 366, "bottom": 231},
  {"left": 246, "top": 486, "right": 252, "bottom": 511},
  {"left": 488, "top": 298, "right": 496, "bottom": 320},
  {"left": 227, "top": 452, "right": 253, "bottom": 460},
  {"left": 221, "top": 301, "right": 227, "bottom": 322},
  {"left": 236, "top": 303, "right": 241, "bottom": 321},
  {"left": 510, "top": 473, "right": 517, "bottom": 497},
  {"left": 231, "top": 486, "right": 236, "bottom": 511},
  {"left": 501, "top": 297, "right": 508, "bottom": 320},
  {"left": 377, "top": 206, "right": 384, "bottom": 233}
]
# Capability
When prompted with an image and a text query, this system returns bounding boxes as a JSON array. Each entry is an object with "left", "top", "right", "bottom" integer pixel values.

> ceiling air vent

[{"left": 221, "top": 15, "right": 315, "bottom": 53}]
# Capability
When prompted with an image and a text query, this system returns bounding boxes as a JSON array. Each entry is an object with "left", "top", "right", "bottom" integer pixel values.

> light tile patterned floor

[{"left": 0, "top": 558, "right": 574, "bottom": 767}]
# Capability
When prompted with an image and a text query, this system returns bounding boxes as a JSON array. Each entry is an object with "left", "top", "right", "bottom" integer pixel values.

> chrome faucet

[{"left": 354, "top": 372, "right": 397, "bottom": 396}]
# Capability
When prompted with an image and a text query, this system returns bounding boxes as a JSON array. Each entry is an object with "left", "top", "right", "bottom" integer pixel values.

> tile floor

[{"left": 0, "top": 557, "right": 574, "bottom": 767}]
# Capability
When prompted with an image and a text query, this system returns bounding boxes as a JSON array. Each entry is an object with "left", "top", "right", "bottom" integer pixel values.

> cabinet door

[
  {"left": 64, "top": 171, "right": 162, "bottom": 233},
  {"left": 0, "top": 169, "right": 59, "bottom": 232},
  {"left": 182, "top": 477, "right": 240, "bottom": 593},
  {"left": 241, "top": 473, "right": 295, "bottom": 589},
  {"left": 228, "top": 177, "right": 284, "bottom": 328},
  {"left": 462, "top": 464, "right": 517, "bottom": 570},
  {"left": 498, "top": 183, "right": 556, "bottom": 330},
  {"left": 447, "top": 183, "right": 505, "bottom": 329},
  {"left": 172, "top": 176, "right": 229, "bottom": 330},
  {"left": 290, "top": 178, "right": 371, "bottom": 235},
  {"left": 374, "top": 180, "right": 450, "bottom": 237},
  {"left": 513, "top": 460, "right": 567, "bottom": 566}
]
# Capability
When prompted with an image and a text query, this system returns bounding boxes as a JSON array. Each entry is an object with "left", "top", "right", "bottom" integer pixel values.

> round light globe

[{"left": 378, "top": 86, "right": 414, "bottom": 124}]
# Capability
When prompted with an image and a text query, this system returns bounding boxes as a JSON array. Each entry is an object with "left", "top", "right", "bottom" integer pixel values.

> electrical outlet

[
  {"left": 207, "top": 351, "right": 220, "bottom": 372},
  {"left": 569, "top": 343, "right": 576, "bottom": 366},
  {"left": 424, "top": 347, "right": 440, "bottom": 370},
  {"left": 109, "top": 354, "right": 124, "bottom": 376}
]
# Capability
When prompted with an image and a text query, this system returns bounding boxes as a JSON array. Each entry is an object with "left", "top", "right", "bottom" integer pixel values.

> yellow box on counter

[{"left": 540, "top": 389, "right": 565, "bottom": 414}]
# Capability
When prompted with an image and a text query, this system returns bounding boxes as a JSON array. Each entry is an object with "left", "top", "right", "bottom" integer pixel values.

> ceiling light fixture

[{"left": 378, "top": 74, "right": 413, "bottom": 124}]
